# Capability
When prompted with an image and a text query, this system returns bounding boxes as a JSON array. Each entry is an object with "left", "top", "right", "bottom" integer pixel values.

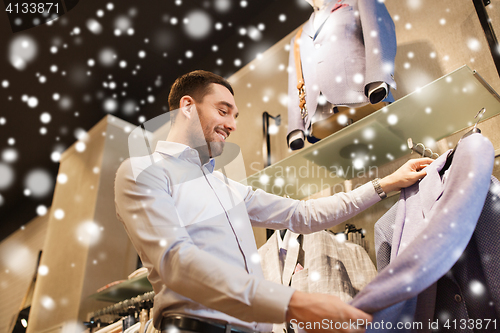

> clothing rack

[
  {"left": 88, "top": 291, "right": 155, "bottom": 318},
  {"left": 344, "top": 224, "right": 365, "bottom": 237},
  {"left": 344, "top": 224, "right": 367, "bottom": 249},
  {"left": 329, "top": 224, "right": 368, "bottom": 251}
]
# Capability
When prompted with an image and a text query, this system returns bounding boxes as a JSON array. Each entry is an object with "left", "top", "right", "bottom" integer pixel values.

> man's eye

[{"left": 219, "top": 109, "right": 227, "bottom": 115}]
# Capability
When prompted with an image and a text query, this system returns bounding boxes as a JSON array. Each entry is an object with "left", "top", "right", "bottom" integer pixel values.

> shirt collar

[{"left": 154, "top": 141, "right": 216, "bottom": 172}]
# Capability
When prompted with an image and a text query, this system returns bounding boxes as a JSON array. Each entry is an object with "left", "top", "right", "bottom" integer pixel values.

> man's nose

[{"left": 226, "top": 116, "right": 237, "bottom": 132}]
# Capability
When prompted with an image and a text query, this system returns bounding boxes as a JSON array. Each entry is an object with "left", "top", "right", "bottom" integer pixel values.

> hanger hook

[{"left": 473, "top": 108, "right": 485, "bottom": 131}]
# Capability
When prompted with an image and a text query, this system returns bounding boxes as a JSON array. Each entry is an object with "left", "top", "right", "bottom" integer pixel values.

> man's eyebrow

[
  {"left": 217, "top": 101, "right": 234, "bottom": 109},
  {"left": 217, "top": 101, "right": 239, "bottom": 118}
]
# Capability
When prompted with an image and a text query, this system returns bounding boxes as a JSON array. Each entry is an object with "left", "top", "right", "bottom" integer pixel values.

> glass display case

[{"left": 244, "top": 65, "right": 500, "bottom": 199}]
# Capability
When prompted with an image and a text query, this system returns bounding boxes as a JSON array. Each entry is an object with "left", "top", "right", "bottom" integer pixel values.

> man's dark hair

[{"left": 168, "top": 70, "right": 234, "bottom": 111}]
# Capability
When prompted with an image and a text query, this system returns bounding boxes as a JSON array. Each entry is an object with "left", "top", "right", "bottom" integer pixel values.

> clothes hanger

[
  {"left": 439, "top": 108, "right": 486, "bottom": 176},
  {"left": 407, "top": 139, "right": 439, "bottom": 159}
]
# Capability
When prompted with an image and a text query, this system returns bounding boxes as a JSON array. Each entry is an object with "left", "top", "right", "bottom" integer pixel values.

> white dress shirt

[{"left": 114, "top": 141, "right": 380, "bottom": 331}]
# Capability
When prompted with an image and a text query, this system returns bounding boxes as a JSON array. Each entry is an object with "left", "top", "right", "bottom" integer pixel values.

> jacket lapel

[
  {"left": 302, "top": 13, "right": 315, "bottom": 39},
  {"left": 282, "top": 232, "right": 300, "bottom": 286},
  {"left": 302, "top": 0, "right": 338, "bottom": 39},
  {"left": 419, "top": 151, "right": 450, "bottom": 219},
  {"left": 391, "top": 151, "right": 449, "bottom": 259},
  {"left": 308, "top": 0, "right": 336, "bottom": 40},
  {"left": 259, "top": 232, "right": 281, "bottom": 284}
]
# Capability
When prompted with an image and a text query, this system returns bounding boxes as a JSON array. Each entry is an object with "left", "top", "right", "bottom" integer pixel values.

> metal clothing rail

[{"left": 88, "top": 291, "right": 154, "bottom": 318}]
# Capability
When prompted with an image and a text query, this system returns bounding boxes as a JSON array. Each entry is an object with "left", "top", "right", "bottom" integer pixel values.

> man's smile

[{"left": 215, "top": 127, "right": 229, "bottom": 141}]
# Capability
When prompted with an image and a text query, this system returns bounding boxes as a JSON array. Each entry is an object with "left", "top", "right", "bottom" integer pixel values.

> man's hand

[
  {"left": 380, "top": 157, "right": 434, "bottom": 194},
  {"left": 286, "top": 291, "right": 372, "bottom": 333}
]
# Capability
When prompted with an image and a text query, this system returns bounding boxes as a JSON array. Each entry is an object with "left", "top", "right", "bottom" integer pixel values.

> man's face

[{"left": 194, "top": 83, "right": 239, "bottom": 158}]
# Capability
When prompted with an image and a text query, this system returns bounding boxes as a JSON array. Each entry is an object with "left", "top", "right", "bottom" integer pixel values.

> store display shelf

[
  {"left": 243, "top": 65, "right": 500, "bottom": 199},
  {"left": 89, "top": 275, "right": 152, "bottom": 303}
]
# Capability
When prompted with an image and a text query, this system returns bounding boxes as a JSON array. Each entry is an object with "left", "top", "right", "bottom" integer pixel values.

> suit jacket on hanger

[
  {"left": 259, "top": 230, "right": 377, "bottom": 333},
  {"left": 287, "top": 0, "right": 397, "bottom": 143},
  {"left": 350, "top": 134, "right": 495, "bottom": 332},
  {"left": 375, "top": 178, "right": 500, "bottom": 333},
  {"left": 259, "top": 230, "right": 376, "bottom": 300},
  {"left": 431, "top": 174, "right": 500, "bottom": 332}
]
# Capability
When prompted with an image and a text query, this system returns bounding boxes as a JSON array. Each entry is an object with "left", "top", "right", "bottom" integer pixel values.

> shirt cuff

[
  {"left": 251, "top": 279, "right": 295, "bottom": 323},
  {"left": 350, "top": 181, "right": 381, "bottom": 210}
]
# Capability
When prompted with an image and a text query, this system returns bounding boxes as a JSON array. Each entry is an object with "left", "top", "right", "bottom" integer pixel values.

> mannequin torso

[{"left": 287, "top": 0, "right": 396, "bottom": 149}]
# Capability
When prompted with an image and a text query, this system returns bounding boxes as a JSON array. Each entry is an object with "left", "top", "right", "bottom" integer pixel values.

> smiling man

[
  {"left": 114, "top": 70, "right": 433, "bottom": 333},
  {"left": 164, "top": 71, "right": 237, "bottom": 163}
]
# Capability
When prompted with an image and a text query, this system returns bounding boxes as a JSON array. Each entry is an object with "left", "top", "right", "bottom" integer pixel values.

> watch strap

[{"left": 372, "top": 178, "right": 387, "bottom": 199}]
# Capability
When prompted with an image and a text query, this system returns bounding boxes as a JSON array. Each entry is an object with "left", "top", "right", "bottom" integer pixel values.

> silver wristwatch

[{"left": 372, "top": 178, "right": 387, "bottom": 199}]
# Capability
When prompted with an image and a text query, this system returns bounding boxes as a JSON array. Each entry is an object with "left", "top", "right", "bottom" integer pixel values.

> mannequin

[{"left": 287, "top": 0, "right": 397, "bottom": 150}]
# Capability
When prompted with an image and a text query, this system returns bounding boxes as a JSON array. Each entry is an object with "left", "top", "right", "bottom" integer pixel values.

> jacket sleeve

[
  {"left": 359, "top": 0, "right": 397, "bottom": 91},
  {"left": 351, "top": 134, "right": 494, "bottom": 313}
]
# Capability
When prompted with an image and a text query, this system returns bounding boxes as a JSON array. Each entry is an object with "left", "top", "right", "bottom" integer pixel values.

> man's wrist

[
  {"left": 286, "top": 290, "right": 307, "bottom": 322},
  {"left": 286, "top": 291, "right": 298, "bottom": 322},
  {"left": 378, "top": 176, "right": 396, "bottom": 195},
  {"left": 372, "top": 178, "right": 387, "bottom": 199}
]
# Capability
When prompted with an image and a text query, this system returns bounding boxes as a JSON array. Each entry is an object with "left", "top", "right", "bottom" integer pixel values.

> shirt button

[
  {"left": 315, "top": 43, "right": 321, "bottom": 49},
  {"left": 454, "top": 294, "right": 462, "bottom": 303}
]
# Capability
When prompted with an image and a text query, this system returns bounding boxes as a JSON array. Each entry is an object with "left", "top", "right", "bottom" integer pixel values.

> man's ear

[{"left": 179, "top": 96, "right": 195, "bottom": 119}]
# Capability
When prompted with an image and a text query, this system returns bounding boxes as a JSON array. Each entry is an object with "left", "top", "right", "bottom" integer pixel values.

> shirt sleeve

[
  {"left": 239, "top": 181, "right": 381, "bottom": 233},
  {"left": 114, "top": 159, "right": 294, "bottom": 324}
]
